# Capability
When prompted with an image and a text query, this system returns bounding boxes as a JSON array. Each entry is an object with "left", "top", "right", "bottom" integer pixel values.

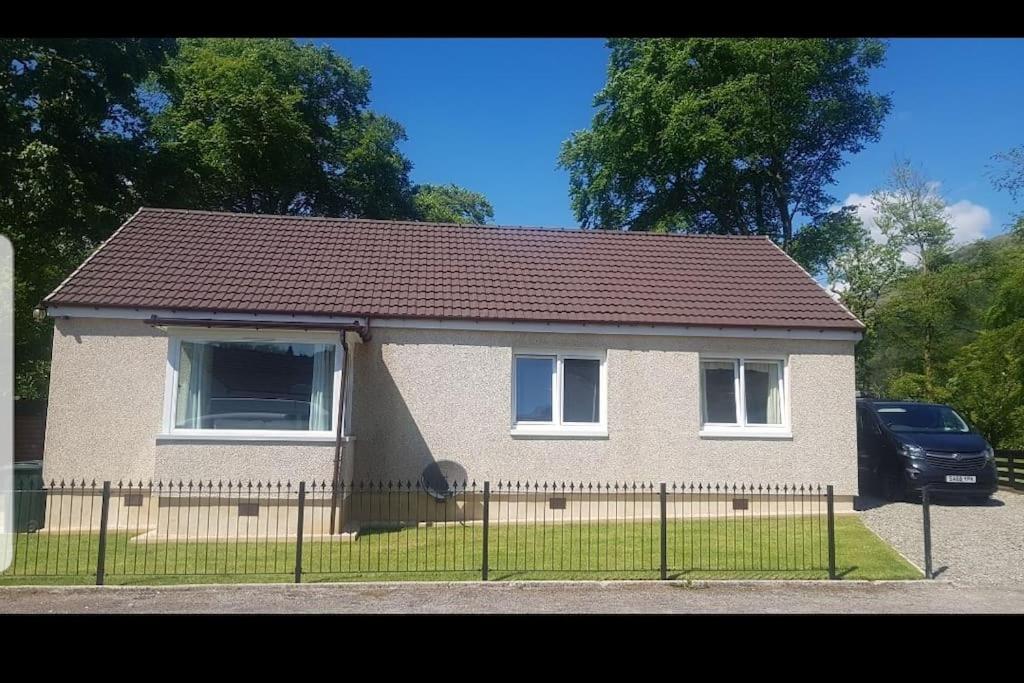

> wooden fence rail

[{"left": 995, "top": 450, "right": 1022, "bottom": 491}]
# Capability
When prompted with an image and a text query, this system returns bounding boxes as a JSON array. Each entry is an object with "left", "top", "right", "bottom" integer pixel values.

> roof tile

[{"left": 44, "top": 208, "right": 862, "bottom": 331}]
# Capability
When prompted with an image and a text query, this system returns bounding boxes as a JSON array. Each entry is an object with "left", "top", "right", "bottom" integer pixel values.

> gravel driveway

[{"left": 858, "top": 489, "right": 1024, "bottom": 586}]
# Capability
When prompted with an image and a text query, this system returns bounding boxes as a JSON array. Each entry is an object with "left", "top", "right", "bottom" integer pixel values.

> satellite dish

[{"left": 419, "top": 460, "right": 468, "bottom": 501}]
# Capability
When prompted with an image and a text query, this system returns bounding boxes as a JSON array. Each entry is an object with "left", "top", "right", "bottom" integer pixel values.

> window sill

[
  {"left": 156, "top": 433, "right": 354, "bottom": 444},
  {"left": 698, "top": 428, "right": 792, "bottom": 440},
  {"left": 510, "top": 426, "right": 608, "bottom": 439}
]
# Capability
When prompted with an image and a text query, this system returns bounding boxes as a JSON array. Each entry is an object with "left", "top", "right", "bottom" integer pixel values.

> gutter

[{"left": 143, "top": 315, "right": 371, "bottom": 341}]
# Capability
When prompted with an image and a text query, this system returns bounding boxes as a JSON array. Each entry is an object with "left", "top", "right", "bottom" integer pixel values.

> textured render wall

[
  {"left": 42, "top": 318, "right": 338, "bottom": 484},
  {"left": 352, "top": 328, "right": 859, "bottom": 496},
  {"left": 42, "top": 318, "right": 858, "bottom": 496},
  {"left": 44, "top": 317, "right": 166, "bottom": 483}
]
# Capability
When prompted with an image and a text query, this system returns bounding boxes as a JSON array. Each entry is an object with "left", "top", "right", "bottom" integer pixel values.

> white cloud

[
  {"left": 943, "top": 200, "right": 991, "bottom": 244},
  {"left": 837, "top": 189, "right": 992, "bottom": 265}
]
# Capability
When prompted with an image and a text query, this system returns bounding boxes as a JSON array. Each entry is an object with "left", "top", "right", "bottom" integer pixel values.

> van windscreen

[{"left": 873, "top": 403, "right": 970, "bottom": 433}]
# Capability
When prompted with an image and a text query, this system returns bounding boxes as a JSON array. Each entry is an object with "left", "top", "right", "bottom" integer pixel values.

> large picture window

[
  {"left": 164, "top": 334, "right": 341, "bottom": 439},
  {"left": 512, "top": 351, "right": 607, "bottom": 437},
  {"left": 700, "top": 357, "right": 788, "bottom": 436}
]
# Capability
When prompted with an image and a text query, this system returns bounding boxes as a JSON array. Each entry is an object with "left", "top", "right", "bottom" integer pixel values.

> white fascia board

[
  {"left": 371, "top": 317, "right": 863, "bottom": 341},
  {"left": 46, "top": 305, "right": 862, "bottom": 341}
]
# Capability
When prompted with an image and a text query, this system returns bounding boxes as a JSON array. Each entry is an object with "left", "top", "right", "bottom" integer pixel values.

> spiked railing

[{"left": 2, "top": 478, "right": 837, "bottom": 583}]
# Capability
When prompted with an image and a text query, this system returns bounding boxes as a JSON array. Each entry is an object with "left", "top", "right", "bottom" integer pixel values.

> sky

[{"left": 320, "top": 38, "right": 1024, "bottom": 242}]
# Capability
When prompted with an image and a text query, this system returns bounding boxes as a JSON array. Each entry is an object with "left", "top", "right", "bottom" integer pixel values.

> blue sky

[{"left": 320, "top": 38, "right": 1024, "bottom": 240}]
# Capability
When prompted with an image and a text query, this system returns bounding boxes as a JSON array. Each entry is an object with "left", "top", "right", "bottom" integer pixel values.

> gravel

[
  {"left": 858, "top": 489, "right": 1024, "bottom": 586},
  {"left": 3, "top": 580, "right": 1024, "bottom": 614}
]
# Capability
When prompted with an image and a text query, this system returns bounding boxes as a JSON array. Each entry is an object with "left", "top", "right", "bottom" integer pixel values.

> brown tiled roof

[{"left": 44, "top": 208, "right": 863, "bottom": 331}]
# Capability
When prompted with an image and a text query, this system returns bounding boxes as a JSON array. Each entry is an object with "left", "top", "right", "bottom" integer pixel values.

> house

[{"left": 39, "top": 207, "right": 863, "bottom": 530}]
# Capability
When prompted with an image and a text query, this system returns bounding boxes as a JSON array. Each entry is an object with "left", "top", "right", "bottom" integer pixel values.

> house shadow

[{"left": 347, "top": 340, "right": 482, "bottom": 527}]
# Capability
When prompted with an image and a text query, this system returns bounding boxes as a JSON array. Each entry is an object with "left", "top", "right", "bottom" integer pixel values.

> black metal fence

[
  {"left": 995, "top": 450, "right": 1022, "bottom": 491},
  {"left": 2, "top": 479, "right": 838, "bottom": 584}
]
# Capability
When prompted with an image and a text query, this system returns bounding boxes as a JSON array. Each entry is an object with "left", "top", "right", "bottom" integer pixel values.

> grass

[{"left": 0, "top": 515, "right": 921, "bottom": 585}]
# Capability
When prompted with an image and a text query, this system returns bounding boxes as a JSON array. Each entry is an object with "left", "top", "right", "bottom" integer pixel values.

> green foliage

[
  {"left": 0, "top": 38, "right": 177, "bottom": 397},
  {"left": 990, "top": 146, "right": 1024, "bottom": 235},
  {"left": 559, "top": 38, "right": 891, "bottom": 246},
  {"left": 143, "top": 38, "right": 415, "bottom": 218},
  {"left": 946, "top": 322, "right": 1024, "bottom": 449},
  {"left": 870, "top": 265, "right": 983, "bottom": 399},
  {"left": 788, "top": 206, "right": 867, "bottom": 277},
  {"left": 806, "top": 209, "right": 904, "bottom": 392},
  {"left": 873, "top": 159, "right": 954, "bottom": 273},
  {"left": 2, "top": 38, "right": 495, "bottom": 399},
  {"left": 864, "top": 233, "right": 1024, "bottom": 447},
  {"left": 412, "top": 183, "right": 494, "bottom": 224}
]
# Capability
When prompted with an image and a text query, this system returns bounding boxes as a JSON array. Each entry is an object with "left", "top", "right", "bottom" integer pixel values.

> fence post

[
  {"left": 294, "top": 481, "right": 306, "bottom": 584},
  {"left": 922, "top": 485, "right": 933, "bottom": 579},
  {"left": 1009, "top": 453, "right": 1016, "bottom": 489},
  {"left": 826, "top": 485, "right": 836, "bottom": 580},
  {"left": 96, "top": 481, "right": 111, "bottom": 586},
  {"left": 481, "top": 481, "right": 490, "bottom": 581},
  {"left": 659, "top": 482, "right": 667, "bottom": 580}
]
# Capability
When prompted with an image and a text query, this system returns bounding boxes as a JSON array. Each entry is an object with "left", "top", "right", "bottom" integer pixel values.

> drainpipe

[{"left": 329, "top": 333, "right": 350, "bottom": 535}]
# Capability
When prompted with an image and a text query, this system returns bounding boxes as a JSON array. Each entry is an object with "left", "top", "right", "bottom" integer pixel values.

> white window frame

[
  {"left": 511, "top": 349, "right": 608, "bottom": 438},
  {"left": 698, "top": 355, "right": 791, "bottom": 439},
  {"left": 158, "top": 327, "right": 344, "bottom": 443}
]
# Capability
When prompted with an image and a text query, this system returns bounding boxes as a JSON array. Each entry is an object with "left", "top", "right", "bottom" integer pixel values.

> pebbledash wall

[{"left": 43, "top": 317, "right": 859, "bottom": 505}]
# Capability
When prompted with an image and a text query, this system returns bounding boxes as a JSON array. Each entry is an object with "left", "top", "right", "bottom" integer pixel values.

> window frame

[
  {"left": 511, "top": 349, "right": 608, "bottom": 438},
  {"left": 698, "top": 355, "right": 791, "bottom": 439},
  {"left": 159, "top": 328, "right": 344, "bottom": 442}
]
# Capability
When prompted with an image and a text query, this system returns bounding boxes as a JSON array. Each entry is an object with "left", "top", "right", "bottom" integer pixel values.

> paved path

[
  {"left": 858, "top": 489, "right": 1024, "bottom": 585},
  {"left": 3, "top": 580, "right": 1023, "bottom": 614}
]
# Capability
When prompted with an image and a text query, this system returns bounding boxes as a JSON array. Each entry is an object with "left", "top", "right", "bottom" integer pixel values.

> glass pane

[
  {"left": 175, "top": 341, "right": 333, "bottom": 431},
  {"left": 744, "top": 361, "right": 782, "bottom": 425},
  {"left": 701, "top": 361, "right": 737, "bottom": 424},
  {"left": 563, "top": 358, "right": 600, "bottom": 423},
  {"left": 515, "top": 356, "right": 554, "bottom": 422},
  {"left": 874, "top": 403, "right": 969, "bottom": 433}
]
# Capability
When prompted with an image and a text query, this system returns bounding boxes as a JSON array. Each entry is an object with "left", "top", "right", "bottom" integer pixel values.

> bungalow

[{"left": 39, "top": 208, "right": 863, "bottom": 522}]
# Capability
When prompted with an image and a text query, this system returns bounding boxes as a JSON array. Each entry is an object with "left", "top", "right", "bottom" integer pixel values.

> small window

[
  {"left": 700, "top": 357, "right": 787, "bottom": 436},
  {"left": 512, "top": 351, "right": 606, "bottom": 437}
]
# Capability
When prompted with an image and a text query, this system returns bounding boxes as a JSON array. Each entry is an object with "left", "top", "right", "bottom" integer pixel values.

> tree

[
  {"left": 559, "top": 38, "right": 891, "bottom": 247},
  {"left": 871, "top": 264, "right": 986, "bottom": 401},
  {"left": 794, "top": 207, "right": 904, "bottom": 392},
  {"left": 412, "top": 184, "right": 494, "bottom": 224},
  {"left": 990, "top": 145, "right": 1024, "bottom": 237},
  {"left": 0, "top": 38, "right": 177, "bottom": 398},
  {"left": 946, "top": 241, "right": 1024, "bottom": 447},
  {"left": 789, "top": 206, "right": 872, "bottom": 278},
  {"left": 142, "top": 38, "right": 416, "bottom": 218},
  {"left": 946, "top": 322, "right": 1024, "bottom": 448},
  {"left": 873, "top": 158, "right": 954, "bottom": 273}
]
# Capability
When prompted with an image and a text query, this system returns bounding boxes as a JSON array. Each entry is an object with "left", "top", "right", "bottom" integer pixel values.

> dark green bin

[{"left": 13, "top": 461, "right": 46, "bottom": 533}]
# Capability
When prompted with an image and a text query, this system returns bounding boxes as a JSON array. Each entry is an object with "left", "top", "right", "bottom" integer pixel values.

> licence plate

[{"left": 945, "top": 475, "right": 976, "bottom": 483}]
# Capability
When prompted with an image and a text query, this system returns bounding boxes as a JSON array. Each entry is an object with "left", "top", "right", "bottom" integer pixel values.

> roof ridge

[{"left": 135, "top": 207, "right": 771, "bottom": 240}]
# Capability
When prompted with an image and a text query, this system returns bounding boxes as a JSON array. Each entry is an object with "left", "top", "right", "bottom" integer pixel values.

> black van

[{"left": 856, "top": 398, "right": 998, "bottom": 502}]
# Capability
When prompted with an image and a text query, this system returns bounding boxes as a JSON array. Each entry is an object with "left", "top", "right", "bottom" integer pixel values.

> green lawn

[{"left": 0, "top": 515, "right": 920, "bottom": 585}]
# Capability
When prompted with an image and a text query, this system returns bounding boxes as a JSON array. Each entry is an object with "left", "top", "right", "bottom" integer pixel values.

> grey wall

[
  {"left": 43, "top": 318, "right": 338, "bottom": 484},
  {"left": 43, "top": 318, "right": 858, "bottom": 495},
  {"left": 352, "top": 327, "right": 858, "bottom": 495}
]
